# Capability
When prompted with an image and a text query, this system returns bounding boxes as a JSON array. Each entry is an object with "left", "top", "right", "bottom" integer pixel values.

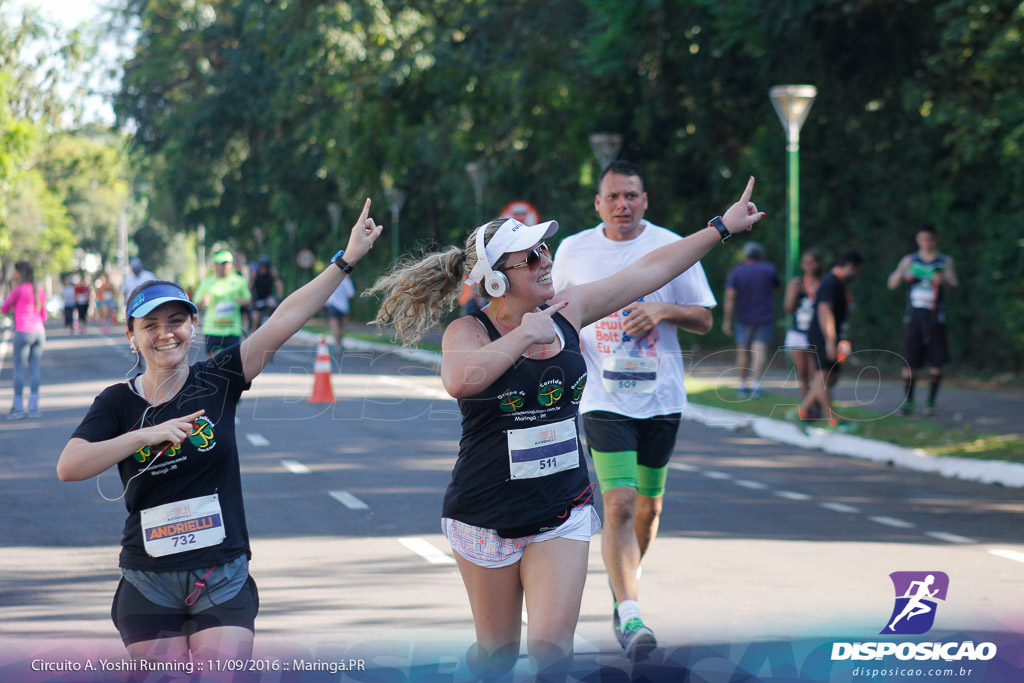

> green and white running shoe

[{"left": 616, "top": 617, "right": 657, "bottom": 660}]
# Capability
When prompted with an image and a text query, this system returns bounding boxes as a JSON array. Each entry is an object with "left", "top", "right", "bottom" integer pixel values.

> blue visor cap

[{"left": 126, "top": 284, "right": 199, "bottom": 320}]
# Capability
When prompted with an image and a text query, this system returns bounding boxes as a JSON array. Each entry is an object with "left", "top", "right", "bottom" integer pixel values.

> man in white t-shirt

[{"left": 552, "top": 160, "right": 716, "bottom": 660}]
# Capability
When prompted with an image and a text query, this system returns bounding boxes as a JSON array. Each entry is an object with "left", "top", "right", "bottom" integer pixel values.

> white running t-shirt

[{"left": 551, "top": 221, "right": 716, "bottom": 418}]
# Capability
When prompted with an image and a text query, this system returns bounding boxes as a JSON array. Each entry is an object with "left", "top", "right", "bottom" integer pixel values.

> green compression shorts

[{"left": 590, "top": 450, "right": 669, "bottom": 497}]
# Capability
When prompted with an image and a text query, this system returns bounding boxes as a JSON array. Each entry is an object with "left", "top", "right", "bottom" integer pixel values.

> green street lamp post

[{"left": 769, "top": 85, "right": 817, "bottom": 281}]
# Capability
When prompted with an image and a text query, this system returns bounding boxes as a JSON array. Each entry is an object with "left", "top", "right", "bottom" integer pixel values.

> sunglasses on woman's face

[{"left": 504, "top": 242, "right": 551, "bottom": 271}]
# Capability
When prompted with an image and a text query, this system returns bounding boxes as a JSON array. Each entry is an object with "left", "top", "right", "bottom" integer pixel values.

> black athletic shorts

[
  {"left": 904, "top": 310, "right": 948, "bottom": 369},
  {"left": 111, "top": 574, "right": 259, "bottom": 645},
  {"left": 582, "top": 411, "right": 682, "bottom": 469}
]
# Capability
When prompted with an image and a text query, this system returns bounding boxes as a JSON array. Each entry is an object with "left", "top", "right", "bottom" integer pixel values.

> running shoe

[
  {"left": 616, "top": 617, "right": 657, "bottom": 660},
  {"left": 900, "top": 401, "right": 915, "bottom": 416},
  {"left": 737, "top": 386, "right": 751, "bottom": 398},
  {"left": 828, "top": 420, "right": 859, "bottom": 433},
  {"left": 7, "top": 410, "right": 26, "bottom": 421},
  {"left": 785, "top": 408, "right": 809, "bottom": 423},
  {"left": 751, "top": 386, "right": 765, "bottom": 399},
  {"left": 923, "top": 402, "right": 936, "bottom": 416}
]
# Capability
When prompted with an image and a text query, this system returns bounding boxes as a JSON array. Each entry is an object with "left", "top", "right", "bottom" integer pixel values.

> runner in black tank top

[
  {"left": 366, "top": 178, "right": 764, "bottom": 678},
  {"left": 443, "top": 307, "right": 590, "bottom": 532}
]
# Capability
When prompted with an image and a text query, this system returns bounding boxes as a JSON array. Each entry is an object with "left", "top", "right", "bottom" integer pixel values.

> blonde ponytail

[{"left": 365, "top": 219, "right": 509, "bottom": 346}]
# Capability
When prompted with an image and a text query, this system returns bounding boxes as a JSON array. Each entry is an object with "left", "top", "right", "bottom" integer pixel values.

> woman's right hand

[
  {"left": 520, "top": 302, "right": 569, "bottom": 345},
  {"left": 137, "top": 410, "right": 205, "bottom": 449},
  {"left": 722, "top": 176, "right": 766, "bottom": 235}
]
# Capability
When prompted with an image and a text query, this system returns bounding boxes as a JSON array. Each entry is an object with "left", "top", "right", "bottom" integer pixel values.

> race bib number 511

[{"left": 507, "top": 419, "right": 579, "bottom": 480}]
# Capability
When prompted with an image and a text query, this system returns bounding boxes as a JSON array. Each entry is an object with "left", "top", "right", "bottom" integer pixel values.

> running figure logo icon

[{"left": 880, "top": 571, "right": 949, "bottom": 635}]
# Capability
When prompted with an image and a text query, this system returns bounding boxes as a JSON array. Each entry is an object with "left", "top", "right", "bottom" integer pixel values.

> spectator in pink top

[{"left": 2, "top": 261, "right": 47, "bottom": 419}]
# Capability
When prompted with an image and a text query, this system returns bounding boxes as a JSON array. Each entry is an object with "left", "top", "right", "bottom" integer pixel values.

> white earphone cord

[{"left": 95, "top": 331, "right": 195, "bottom": 503}]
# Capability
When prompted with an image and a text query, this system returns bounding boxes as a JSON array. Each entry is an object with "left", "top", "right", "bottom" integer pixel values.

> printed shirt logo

[
  {"left": 537, "top": 379, "right": 564, "bottom": 407},
  {"left": 880, "top": 571, "right": 949, "bottom": 635},
  {"left": 571, "top": 375, "right": 587, "bottom": 403},
  {"left": 189, "top": 416, "right": 217, "bottom": 452},
  {"left": 133, "top": 441, "right": 182, "bottom": 463},
  {"left": 498, "top": 390, "right": 527, "bottom": 413}
]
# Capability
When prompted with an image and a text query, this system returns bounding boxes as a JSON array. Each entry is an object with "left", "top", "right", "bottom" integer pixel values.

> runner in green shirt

[{"left": 194, "top": 250, "right": 252, "bottom": 357}]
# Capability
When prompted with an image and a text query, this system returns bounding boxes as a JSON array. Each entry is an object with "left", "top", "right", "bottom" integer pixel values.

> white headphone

[{"left": 475, "top": 223, "right": 510, "bottom": 298}]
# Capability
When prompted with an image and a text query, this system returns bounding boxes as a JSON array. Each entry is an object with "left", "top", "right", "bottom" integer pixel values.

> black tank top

[
  {"left": 441, "top": 308, "right": 591, "bottom": 529},
  {"left": 791, "top": 281, "right": 814, "bottom": 332}
]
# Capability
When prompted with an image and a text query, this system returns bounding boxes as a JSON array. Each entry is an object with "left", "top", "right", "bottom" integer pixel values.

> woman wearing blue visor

[{"left": 57, "top": 200, "right": 380, "bottom": 667}]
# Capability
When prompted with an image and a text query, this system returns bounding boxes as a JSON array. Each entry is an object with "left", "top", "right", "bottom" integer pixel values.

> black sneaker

[{"left": 616, "top": 617, "right": 657, "bottom": 661}]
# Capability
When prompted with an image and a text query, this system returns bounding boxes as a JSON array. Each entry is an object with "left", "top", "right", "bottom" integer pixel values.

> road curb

[
  {"left": 682, "top": 404, "right": 1024, "bottom": 488},
  {"left": 296, "top": 327, "right": 1024, "bottom": 489},
  {"left": 293, "top": 330, "right": 442, "bottom": 367}
]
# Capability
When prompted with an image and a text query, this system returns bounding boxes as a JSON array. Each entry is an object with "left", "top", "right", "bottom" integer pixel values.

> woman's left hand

[
  {"left": 722, "top": 177, "right": 766, "bottom": 235},
  {"left": 342, "top": 198, "right": 384, "bottom": 264}
]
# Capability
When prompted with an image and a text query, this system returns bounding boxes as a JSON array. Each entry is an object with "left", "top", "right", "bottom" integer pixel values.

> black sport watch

[
  {"left": 709, "top": 216, "right": 731, "bottom": 243},
  {"left": 331, "top": 249, "right": 354, "bottom": 274}
]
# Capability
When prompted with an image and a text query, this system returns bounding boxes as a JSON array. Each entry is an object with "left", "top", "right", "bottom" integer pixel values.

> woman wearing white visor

[
  {"left": 57, "top": 200, "right": 380, "bottom": 669},
  {"left": 368, "top": 178, "right": 763, "bottom": 678}
]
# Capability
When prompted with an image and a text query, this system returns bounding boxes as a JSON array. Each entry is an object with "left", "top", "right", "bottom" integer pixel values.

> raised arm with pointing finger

[{"left": 366, "top": 175, "right": 763, "bottom": 679}]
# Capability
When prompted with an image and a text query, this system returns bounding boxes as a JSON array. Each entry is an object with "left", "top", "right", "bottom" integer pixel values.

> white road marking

[
  {"left": 989, "top": 549, "right": 1024, "bottom": 564},
  {"left": 281, "top": 459, "right": 310, "bottom": 474},
  {"left": 245, "top": 433, "right": 270, "bottom": 446},
  {"left": 329, "top": 490, "right": 369, "bottom": 510},
  {"left": 399, "top": 537, "right": 456, "bottom": 565},
  {"left": 774, "top": 490, "right": 812, "bottom": 501},
  {"left": 702, "top": 471, "right": 732, "bottom": 480},
  {"left": 668, "top": 463, "right": 699, "bottom": 472},
  {"left": 925, "top": 531, "right": 976, "bottom": 545},
  {"left": 868, "top": 516, "right": 915, "bottom": 529},
  {"left": 734, "top": 480, "right": 768, "bottom": 490},
  {"left": 820, "top": 502, "right": 860, "bottom": 514}
]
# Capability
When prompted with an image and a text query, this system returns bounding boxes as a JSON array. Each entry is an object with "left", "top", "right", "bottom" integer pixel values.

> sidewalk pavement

[{"left": 319, "top": 322, "right": 1024, "bottom": 488}]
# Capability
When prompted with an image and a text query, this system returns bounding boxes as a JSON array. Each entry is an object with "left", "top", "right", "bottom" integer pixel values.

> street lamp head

[
  {"left": 383, "top": 187, "right": 407, "bottom": 212},
  {"left": 588, "top": 133, "right": 624, "bottom": 171},
  {"left": 326, "top": 202, "right": 342, "bottom": 227},
  {"left": 769, "top": 85, "right": 818, "bottom": 144},
  {"left": 465, "top": 161, "right": 488, "bottom": 197}
]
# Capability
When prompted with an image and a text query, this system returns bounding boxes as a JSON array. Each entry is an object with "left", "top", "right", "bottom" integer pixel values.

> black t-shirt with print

[
  {"left": 72, "top": 345, "right": 251, "bottom": 571},
  {"left": 807, "top": 271, "right": 848, "bottom": 347},
  {"left": 443, "top": 309, "right": 591, "bottom": 530}
]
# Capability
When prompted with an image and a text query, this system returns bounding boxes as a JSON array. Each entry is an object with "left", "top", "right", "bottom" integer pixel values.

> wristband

[
  {"left": 709, "top": 216, "right": 731, "bottom": 243},
  {"left": 331, "top": 249, "right": 354, "bottom": 274}
]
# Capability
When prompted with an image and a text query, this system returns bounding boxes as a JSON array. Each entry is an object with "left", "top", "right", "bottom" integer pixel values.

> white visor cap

[{"left": 466, "top": 218, "right": 559, "bottom": 286}]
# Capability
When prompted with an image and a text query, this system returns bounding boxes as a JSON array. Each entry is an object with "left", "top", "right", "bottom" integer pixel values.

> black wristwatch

[
  {"left": 331, "top": 249, "right": 354, "bottom": 274},
  {"left": 709, "top": 216, "right": 731, "bottom": 243}
]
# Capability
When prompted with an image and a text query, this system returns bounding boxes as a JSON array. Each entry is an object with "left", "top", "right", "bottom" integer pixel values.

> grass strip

[{"left": 684, "top": 378, "right": 1024, "bottom": 464}]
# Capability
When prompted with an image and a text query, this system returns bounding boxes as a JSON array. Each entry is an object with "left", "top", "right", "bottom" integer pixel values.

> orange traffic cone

[{"left": 308, "top": 336, "right": 336, "bottom": 404}]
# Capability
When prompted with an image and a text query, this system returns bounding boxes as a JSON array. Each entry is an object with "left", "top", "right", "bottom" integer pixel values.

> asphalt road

[{"left": 1, "top": 329, "right": 1022, "bottom": 681}]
